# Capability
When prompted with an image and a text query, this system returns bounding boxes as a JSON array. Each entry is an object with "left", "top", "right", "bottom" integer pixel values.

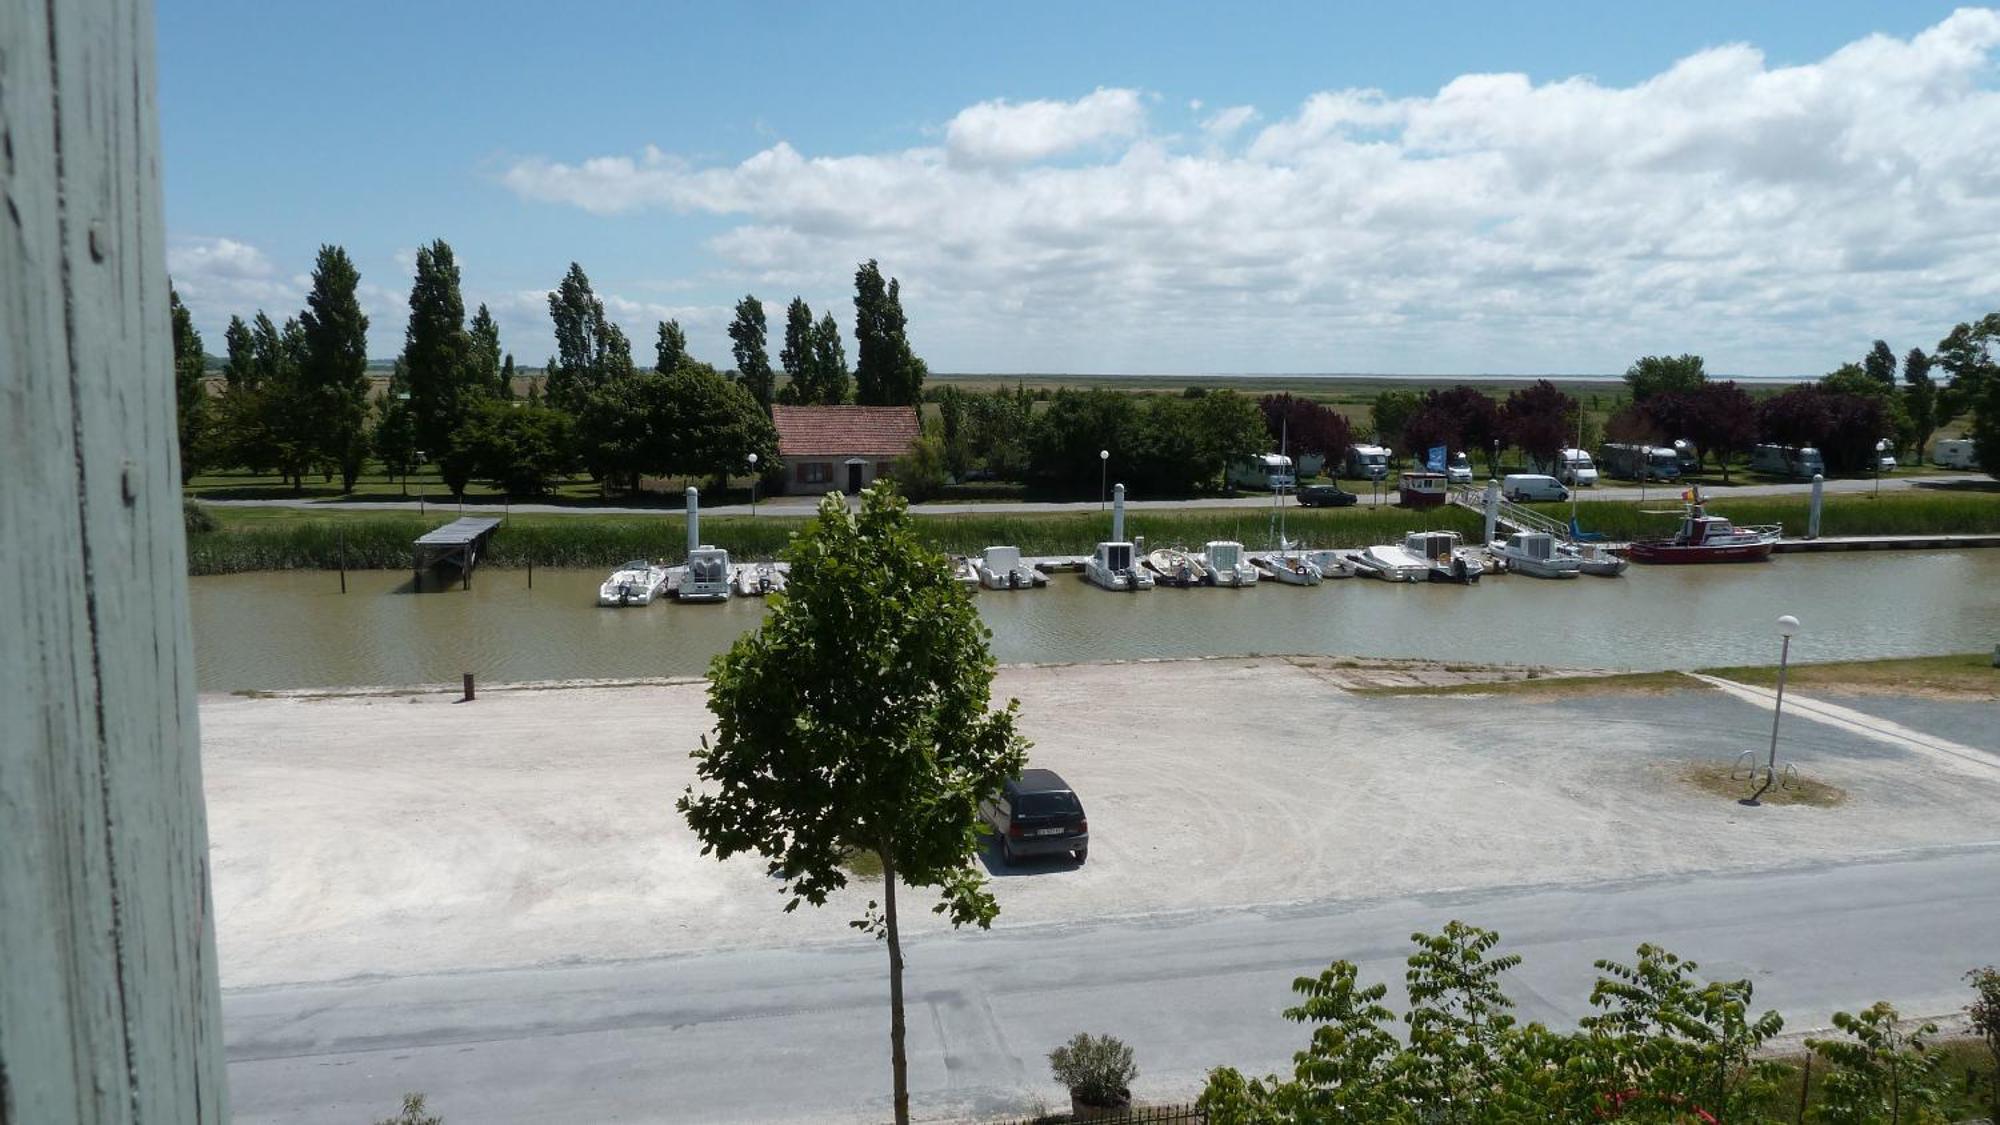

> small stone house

[{"left": 772, "top": 405, "right": 922, "bottom": 496}]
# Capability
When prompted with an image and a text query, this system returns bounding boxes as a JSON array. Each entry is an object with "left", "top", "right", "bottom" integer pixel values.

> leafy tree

[
  {"left": 1962, "top": 966, "right": 2000, "bottom": 1123},
  {"left": 221, "top": 314, "right": 257, "bottom": 389},
  {"left": 572, "top": 372, "right": 659, "bottom": 494},
  {"left": 461, "top": 399, "right": 574, "bottom": 498},
  {"left": 1123, "top": 396, "right": 1207, "bottom": 495},
  {"left": 1757, "top": 385, "right": 1833, "bottom": 452},
  {"left": 852, "top": 259, "right": 926, "bottom": 406},
  {"left": 545, "top": 262, "right": 633, "bottom": 414},
  {"left": 655, "top": 318, "right": 690, "bottom": 374},
  {"left": 812, "top": 311, "right": 851, "bottom": 404},
  {"left": 170, "top": 284, "right": 208, "bottom": 483},
  {"left": 1398, "top": 921, "right": 1521, "bottom": 1118},
  {"left": 933, "top": 384, "right": 971, "bottom": 477},
  {"left": 1825, "top": 363, "right": 1912, "bottom": 458},
  {"left": 1029, "top": 388, "right": 1137, "bottom": 491},
  {"left": 468, "top": 303, "right": 504, "bottom": 397},
  {"left": 1048, "top": 1033, "right": 1138, "bottom": 1108},
  {"left": 208, "top": 314, "right": 276, "bottom": 474},
  {"left": 1401, "top": 406, "right": 1458, "bottom": 469},
  {"left": 677, "top": 487, "right": 1029, "bottom": 1125},
  {"left": 1500, "top": 380, "right": 1576, "bottom": 471},
  {"left": 499, "top": 354, "right": 516, "bottom": 399},
  {"left": 299, "top": 244, "right": 373, "bottom": 491},
  {"left": 1678, "top": 381, "right": 1759, "bottom": 481},
  {"left": 777, "top": 297, "right": 816, "bottom": 404},
  {"left": 967, "top": 384, "right": 1035, "bottom": 480},
  {"left": 1581, "top": 944, "right": 1783, "bottom": 1120},
  {"left": 1426, "top": 386, "right": 1506, "bottom": 475},
  {"left": 1258, "top": 394, "right": 1354, "bottom": 470},
  {"left": 1367, "top": 389, "right": 1423, "bottom": 449},
  {"left": 1194, "top": 390, "right": 1268, "bottom": 490},
  {"left": 1935, "top": 313, "right": 2000, "bottom": 477},
  {"left": 1624, "top": 354, "right": 1707, "bottom": 403},
  {"left": 1864, "top": 339, "right": 1898, "bottom": 388},
  {"left": 728, "top": 294, "right": 774, "bottom": 412},
  {"left": 658, "top": 365, "right": 779, "bottom": 486},
  {"left": 890, "top": 428, "right": 951, "bottom": 500},
  {"left": 371, "top": 392, "right": 420, "bottom": 494},
  {"left": 1759, "top": 385, "right": 1886, "bottom": 473},
  {"left": 1806, "top": 1003, "right": 1947, "bottom": 1125},
  {"left": 1904, "top": 347, "right": 1938, "bottom": 462},
  {"left": 372, "top": 1093, "right": 443, "bottom": 1125},
  {"left": 402, "top": 240, "right": 477, "bottom": 464}
]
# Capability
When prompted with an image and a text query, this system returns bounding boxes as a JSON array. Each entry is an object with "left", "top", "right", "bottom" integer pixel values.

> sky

[{"left": 156, "top": 2, "right": 2000, "bottom": 377}]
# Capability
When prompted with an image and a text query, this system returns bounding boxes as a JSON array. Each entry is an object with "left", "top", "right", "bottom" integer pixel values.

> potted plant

[{"left": 1049, "top": 1032, "right": 1137, "bottom": 1120}]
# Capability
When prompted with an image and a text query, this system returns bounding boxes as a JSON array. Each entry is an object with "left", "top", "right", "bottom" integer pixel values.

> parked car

[
  {"left": 1445, "top": 452, "right": 1474, "bottom": 484},
  {"left": 982, "top": 768, "right": 1089, "bottom": 865},
  {"left": 1297, "top": 483, "right": 1359, "bottom": 508},
  {"left": 1502, "top": 473, "right": 1570, "bottom": 503}
]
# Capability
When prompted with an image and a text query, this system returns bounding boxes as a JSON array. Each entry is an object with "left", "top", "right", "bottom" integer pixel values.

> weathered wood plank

[{"left": 0, "top": 0, "right": 228, "bottom": 1120}]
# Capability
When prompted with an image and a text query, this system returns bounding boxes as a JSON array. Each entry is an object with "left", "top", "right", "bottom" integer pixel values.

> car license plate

[{"left": 1034, "top": 828, "right": 1065, "bottom": 837}]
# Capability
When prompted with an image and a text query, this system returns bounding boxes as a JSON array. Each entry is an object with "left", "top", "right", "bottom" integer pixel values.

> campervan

[
  {"left": 1345, "top": 444, "right": 1391, "bottom": 481},
  {"left": 1557, "top": 448, "right": 1598, "bottom": 487},
  {"left": 1749, "top": 444, "right": 1826, "bottom": 479},
  {"left": 1935, "top": 439, "right": 1980, "bottom": 470},
  {"left": 1228, "top": 453, "right": 1296, "bottom": 491},
  {"left": 1599, "top": 443, "right": 1680, "bottom": 482}
]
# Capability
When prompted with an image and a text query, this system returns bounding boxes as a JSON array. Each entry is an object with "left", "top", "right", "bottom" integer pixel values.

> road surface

[
  {"left": 195, "top": 473, "right": 1978, "bottom": 519},
  {"left": 224, "top": 844, "right": 2000, "bottom": 1123}
]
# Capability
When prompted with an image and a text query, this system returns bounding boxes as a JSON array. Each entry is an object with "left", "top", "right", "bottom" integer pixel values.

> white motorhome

[
  {"left": 1935, "top": 438, "right": 1980, "bottom": 470},
  {"left": 1228, "top": 453, "right": 1296, "bottom": 491},
  {"left": 1750, "top": 444, "right": 1826, "bottom": 478},
  {"left": 1345, "top": 444, "right": 1391, "bottom": 481},
  {"left": 1557, "top": 448, "right": 1598, "bottom": 487},
  {"left": 1599, "top": 443, "right": 1680, "bottom": 481}
]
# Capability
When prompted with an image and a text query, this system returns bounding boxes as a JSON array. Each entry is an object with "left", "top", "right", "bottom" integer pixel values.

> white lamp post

[
  {"left": 415, "top": 449, "right": 427, "bottom": 517},
  {"left": 1742, "top": 614, "right": 1801, "bottom": 806},
  {"left": 1099, "top": 449, "right": 1110, "bottom": 511},
  {"left": 748, "top": 452, "right": 759, "bottom": 516},
  {"left": 1875, "top": 439, "right": 1888, "bottom": 498}
]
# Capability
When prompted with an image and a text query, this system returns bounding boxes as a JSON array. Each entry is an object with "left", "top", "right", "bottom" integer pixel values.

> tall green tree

[
  {"left": 1623, "top": 354, "right": 1708, "bottom": 403},
  {"left": 170, "top": 284, "right": 208, "bottom": 483},
  {"left": 299, "top": 244, "right": 373, "bottom": 491},
  {"left": 1904, "top": 347, "right": 1938, "bottom": 461},
  {"left": 545, "top": 262, "right": 633, "bottom": 413},
  {"left": 655, "top": 318, "right": 689, "bottom": 374},
  {"left": 468, "top": 303, "right": 505, "bottom": 397},
  {"left": 401, "top": 240, "right": 476, "bottom": 463},
  {"left": 778, "top": 296, "right": 816, "bottom": 403},
  {"left": 812, "top": 311, "right": 850, "bottom": 404},
  {"left": 221, "top": 314, "right": 257, "bottom": 389},
  {"left": 678, "top": 487, "right": 1029, "bottom": 1125},
  {"left": 728, "top": 294, "right": 774, "bottom": 412},
  {"left": 210, "top": 313, "right": 275, "bottom": 473},
  {"left": 254, "top": 313, "right": 318, "bottom": 492},
  {"left": 1367, "top": 389, "right": 1423, "bottom": 450},
  {"left": 461, "top": 399, "right": 575, "bottom": 498},
  {"left": 659, "top": 365, "right": 779, "bottom": 485},
  {"left": 852, "top": 259, "right": 926, "bottom": 406},
  {"left": 1864, "top": 339, "right": 1897, "bottom": 388},
  {"left": 1935, "top": 313, "right": 2000, "bottom": 477}
]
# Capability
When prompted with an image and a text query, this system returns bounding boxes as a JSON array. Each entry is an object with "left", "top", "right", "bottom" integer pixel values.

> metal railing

[
  {"left": 1000, "top": 1104, "right": 1207, "bottom": 1124},
  {"left": 1445, "top": 484, "right": 1570, "bottom": 540}
]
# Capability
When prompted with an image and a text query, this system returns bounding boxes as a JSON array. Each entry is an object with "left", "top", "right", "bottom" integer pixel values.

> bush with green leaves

[
  {"left": 1969, "top": 965, "right": 2000, "bottom": 1120},
  {"left": 1049, "top": 1032, "right": 1138, "bottom": 1107},
  {"left": 371, "top": 1093, "right": 441, "bottom": 1125},
  {"left": 1806, "top": 1003, "right": 1948, "bottom": 1125}
]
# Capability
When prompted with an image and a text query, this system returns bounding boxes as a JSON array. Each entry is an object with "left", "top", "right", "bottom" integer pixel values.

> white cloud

[
  {"left": 1201, "top": 105, "right": 1259, "bottom": 141},
  {"left": 944, "top": 87, "right": 1146, "bottom": 164}
]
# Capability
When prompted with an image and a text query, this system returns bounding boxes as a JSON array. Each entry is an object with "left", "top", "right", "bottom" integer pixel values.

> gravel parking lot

[{"left": 200, "top": 658, "right": 2000, "bottom": 988}]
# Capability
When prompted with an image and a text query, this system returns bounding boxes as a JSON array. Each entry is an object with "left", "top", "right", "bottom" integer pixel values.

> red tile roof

[{"left": 773, "top": 405, "right": 921, "bottom": 458}]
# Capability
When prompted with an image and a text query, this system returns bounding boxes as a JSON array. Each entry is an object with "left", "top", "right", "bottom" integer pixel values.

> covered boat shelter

[{"left": 413, "top": 517, "right": 502, "bottom": 590}]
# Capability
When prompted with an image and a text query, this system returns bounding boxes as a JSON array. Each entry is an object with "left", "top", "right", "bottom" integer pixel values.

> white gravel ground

[{"left": 199, "top": 658, "right": 2000, "bottom": 988}]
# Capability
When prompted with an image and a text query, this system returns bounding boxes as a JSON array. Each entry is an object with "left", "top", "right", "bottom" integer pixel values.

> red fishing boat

[
  {"left": 1623, "top": 488, "right": 1780, "bottom": 564},
  {"left": 1398, "top": 470, "right": 1449, "bottom": 508}
]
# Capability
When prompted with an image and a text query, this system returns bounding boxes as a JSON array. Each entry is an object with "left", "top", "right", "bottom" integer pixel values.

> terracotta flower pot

[{"left": 1070, "top": 1089, "right": 1132, "bottom": 1121}]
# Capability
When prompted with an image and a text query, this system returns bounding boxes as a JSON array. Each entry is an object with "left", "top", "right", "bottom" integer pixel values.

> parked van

[
  {"left": 1599, "top": 443, "right": 1681, "bottom": 481},
  {"left": 1229, "top": 453, "right": 1296, "bottom": 491},
  {"left": 1935, "top": 438, "right": 1980, "bottom": 470},
  {"left": 1750, "top": 444, "right": 1826, "bottom": 478},
  {"left": 1345, "top": 444, "right": 1391, "bottom": 481},
  {"left": 1671, "top": 439, "right": 1700, "bottom": 475},
  {"left": 1445, "top": 451, "right": 1474, "bottom": 484},
  {"left": 1557, "top": 448, "right": 1598, "bottom": 487},
  {"left": 1502, "top": 474, "right": 1570, "bottom": 503}
]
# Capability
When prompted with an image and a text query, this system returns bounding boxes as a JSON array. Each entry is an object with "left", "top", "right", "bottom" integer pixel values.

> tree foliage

[
  {"left": 1259, "top": 394, "right": 1354, "bottom": 466},
  {"left": 1935, "top": 312, "right": 2000, "bottom": 477},
  {"left": 812, "top": 311, "right": 851, "bottom": 405},
  {"left": 170, "top": 284, "right": 208, "bottom": 483},
  {"left": 1757, "top": 386, "right": 1887, "bottom": 474},
  {"left": 728, "top": 294, "right": 774, "bottom": 412},
  {"left": 1500, "top": 380, "right": 1577, "bottom": 470},
  {"left": 1367, "top": 389, "right": 1423, "bottom": 449},
  {"left": 299, "top": 244, "right": 373, "bottom": 491},
  {"left": 655, "top": 318, "right": 689, "bottom": 374},
  {"left": 545, "top": 261, "right": 634, "bottom": 414},
  {"left": 1864, "top": 339, "right": 1898, "bottom": 388},
  {"left": 1624, "top": 354, "right": 1708, "bottom": 403},
  {"left": 468, "top": 303, "right": 505, "bottom": 398},
  {"left": 1903, "top": 347, "right": 1938, "bottom": 462},
  {"left": 853, "top": 260, "right": 926, "bottom": 406},
  {"left": 1648, "top": 381, "right": 1758, "bottom": 481},
  {"left": 677, "top": 486, "right": 1028, "bottom": 1125},
  {"left": 459, "top": 400, "right": 574, "bottom": 498},
  {"left": 402, "top": 240, "right": 477, "bottom": 461},
  {"left": 1806, "top": 1003, "right": 1948, "bottom": 1125}
]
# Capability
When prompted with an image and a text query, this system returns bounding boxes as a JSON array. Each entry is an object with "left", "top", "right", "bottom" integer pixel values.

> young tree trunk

[{"left": 880, "top": 833, "right": 910, "bottom": 1125}]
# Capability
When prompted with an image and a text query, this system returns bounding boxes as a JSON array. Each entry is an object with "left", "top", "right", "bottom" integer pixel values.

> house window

[{"left": 798, "top": 461, "right": 831, "bottom": 484}]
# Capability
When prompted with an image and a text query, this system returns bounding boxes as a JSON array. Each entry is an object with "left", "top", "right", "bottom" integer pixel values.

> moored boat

[
  {"left": 1624, "top": 489, "right": 1779, "bottom": 564},
  {"left": 1398, "top": 470, "right": 1449, "bottom": 508},
  {"left": 1403, "top": 530, "right": 1484, "bottom": 584},
  {"left": 597, "top": 559, "right": 670, "bottom": 606},
  {"left": 732, "top": 561, "right": 787, "bottom": 597},
  {"left": 1144, "top": 546, "right": 1210, "bottom": 588},
  {"left": 1251, "top": 551, "right": 1323, "bottom": 586},
  {"left": 976, "top": 545, "right": 1045, "bottom": 590},
  {"left": 1198, "top": 540, "right": 1259, "bottom": 587},
  {"left": 1085, "top": 541, "right": 1155, "bottom": 591},
  {"left": 1563, "top": 542, "right": 1628, "bottom": 577},
  {"left": 1493, "top": 531, "right": 1581, "bottom": 578},
  {"left": 678, "top": 546, "right": 734, "bottom": 602},
  {"left": 1352, "top": 541, "right": 1430, "bottom": 582}
]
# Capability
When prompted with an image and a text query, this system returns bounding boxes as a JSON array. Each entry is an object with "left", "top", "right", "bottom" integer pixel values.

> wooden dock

[
  {"left": 1773, "top": 533, "right": 2000, "bottom": 553},
  {"left": 413, "top": 517, "right": 503, "bottom": 590}
]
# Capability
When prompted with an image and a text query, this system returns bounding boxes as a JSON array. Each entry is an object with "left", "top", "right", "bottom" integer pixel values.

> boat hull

[{"left": 1625, "top": 541, "right": 1774, "bottom": 564}]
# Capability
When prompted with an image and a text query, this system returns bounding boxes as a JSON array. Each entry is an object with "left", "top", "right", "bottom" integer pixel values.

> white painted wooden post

[{"left": 0, "top": 0, "right": 230, "bottom": 1120}]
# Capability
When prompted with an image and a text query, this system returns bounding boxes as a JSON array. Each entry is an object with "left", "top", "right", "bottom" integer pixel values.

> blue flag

[{"left": 1426, "top": 445, "right": 1447, "bottom": 472}]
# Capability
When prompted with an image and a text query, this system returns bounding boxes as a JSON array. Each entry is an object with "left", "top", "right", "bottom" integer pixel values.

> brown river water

[{"left": 189, "top": 550, "right": 2000, "bottom": 692}]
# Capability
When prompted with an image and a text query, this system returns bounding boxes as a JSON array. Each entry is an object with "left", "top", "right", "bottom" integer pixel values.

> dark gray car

[{"left": 982, "top": 768, "right": 1088, "bottom": 865}]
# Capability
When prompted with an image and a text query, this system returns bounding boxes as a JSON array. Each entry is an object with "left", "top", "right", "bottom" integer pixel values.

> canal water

[{"left": 190, "top": 550, "right": 2000, "bottom": 692}]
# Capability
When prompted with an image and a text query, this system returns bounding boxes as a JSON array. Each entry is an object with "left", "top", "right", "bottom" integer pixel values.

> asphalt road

[
  {"left": 223, "top": 844, "right": 2000, "bottom": 1124},
  {"left": 194, "top": 471, "right": 1977, "bottom": 519}
]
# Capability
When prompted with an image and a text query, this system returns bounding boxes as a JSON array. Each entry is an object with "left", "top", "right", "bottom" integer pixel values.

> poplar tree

[
  {"left": 656, "top": 318, "right": 689, "bottom": 374},
  {"left": 401, "top": 240, "right": 476, "bottom": 461},
  {"left": 852, "top": 260, "right": 926, "bottom": 406},
  {"left": 299, "top": 244, "right": 373, "bottom": 490},
  {"left": 170, "top": 284, "right": 208, "bottom": 483},
  {"left": 779, "top": 297, "right": 815, "bottom": 403},
  {"left": 469, "top": 303, "right": 504, "bottom": 397},
  {"left": 729, "top": 294, "right": 774, "bottom": 412},
  {"left": 813, "top": 312, "right": 850, "bottom": 405},
  {"left": 545, "top": 262, "right": 631, "bottom": 413}
]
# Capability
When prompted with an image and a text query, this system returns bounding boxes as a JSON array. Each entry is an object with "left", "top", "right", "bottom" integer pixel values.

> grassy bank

[
  {"left": 1702, "top": 651, "right": 1998, "bottom": 699},
  {"left": 184, "top": 487, "right": 2000, "bottom": 575}
]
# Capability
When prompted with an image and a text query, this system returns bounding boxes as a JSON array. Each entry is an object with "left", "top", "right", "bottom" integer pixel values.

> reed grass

[{"left": 183, "top": 488, "right": 2000, "bottom": 575}]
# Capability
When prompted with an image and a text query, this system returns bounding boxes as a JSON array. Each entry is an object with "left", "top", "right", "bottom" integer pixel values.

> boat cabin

[
  {"left": 1404, "top": 531, "right": 1462, "bottom": 562},
  {"left": 1203, "top": 540, "right": 1243, "bottom": 570},
  {"left": 681, "top": 545, "right": 733, "bottom": 602},
  {"left": 1095, "top": 542, "right": 1136, "bottom": 572},
  {"left": 1398, "top": 471, "right": 1448, "bottom": 508},
  {"left": 1504, "top": 531, "right": 1556, "bottom": 561}
]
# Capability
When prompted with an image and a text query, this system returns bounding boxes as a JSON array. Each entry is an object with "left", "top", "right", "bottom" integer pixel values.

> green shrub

[
  {"left": 1049, "top": 1032, "right": 1137, "bottom": 1108},
  {"left": 183, "top": 498, "right": 217, "bottom": 534}
]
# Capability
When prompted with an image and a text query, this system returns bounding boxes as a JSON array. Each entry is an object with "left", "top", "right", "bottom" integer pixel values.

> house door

[{"left": 847, "top": 461, "right": 864, "bottom": 493}]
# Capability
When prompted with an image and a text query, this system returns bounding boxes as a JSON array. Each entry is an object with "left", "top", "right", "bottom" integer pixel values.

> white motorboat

[
  {"left": 597, "top": 559, "right": 669, "bottom": 606},
  {"left": 732, "top": 561, "right": 787, "bottom": 597},
  {"left": 1084, "top": 541, "right": 1154, "bottom": 591},
  {"left": 1562, "top": 542, "right": 1628, "bottom": 577},
  {"left": 976, "top": 545, "right": 1045, "bottom": 590},
  {"left": 1198, "top": 540, "right": 1258, "bottom": 587},
  {"left": 1301, "top": 549, "right": 1356, "bottom": 578},
  {"left": 1252, "top": 551, "right": 1323, "bottom": 586},
  {"left": 678, "top": 545, "right": 734, "bottom": 601},
  {"left": 1493, "top": 531, "right": 1581, "bottom": 579},
  {"left": 1144, "top": 546, "right": 1209, "bottom": 588},
  {"left": 1403, "top": 531, "right": 1485, "bottom": 584},
  {"left": 1352, "top": 541, "right": 1430, "bottom": 582}
]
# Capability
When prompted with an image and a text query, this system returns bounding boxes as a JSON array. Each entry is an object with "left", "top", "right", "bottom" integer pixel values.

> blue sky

[{"left": 157, "top": 2, "right": 2000, "bottom": 375}]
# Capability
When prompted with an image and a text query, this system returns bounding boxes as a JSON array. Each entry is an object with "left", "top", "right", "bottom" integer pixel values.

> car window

[{"left": 1014, "top": 791, "right": 1080, "bottom": 817}]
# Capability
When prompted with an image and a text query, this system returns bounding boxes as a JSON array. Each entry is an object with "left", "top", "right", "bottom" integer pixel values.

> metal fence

[{"left": 999, "top": 1105, "right": 1206, "bottom": 1125}]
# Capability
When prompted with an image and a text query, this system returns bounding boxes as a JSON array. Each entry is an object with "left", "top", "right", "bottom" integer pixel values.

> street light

[
  {"left": 1741, "top": 614, "right": 1801, "bottom": 807},
  {"left": 1874, "top": 439, "right": 1888, "bottom": 499},
  {"left": 1099, "top": 449, "right": 1110, "bottom": 511},
  {"left": 415, "top": 449, "right": 427, "bottom": 517},
  {"left": 748, "top": 452, "right": 759, "bottom": 517}
]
